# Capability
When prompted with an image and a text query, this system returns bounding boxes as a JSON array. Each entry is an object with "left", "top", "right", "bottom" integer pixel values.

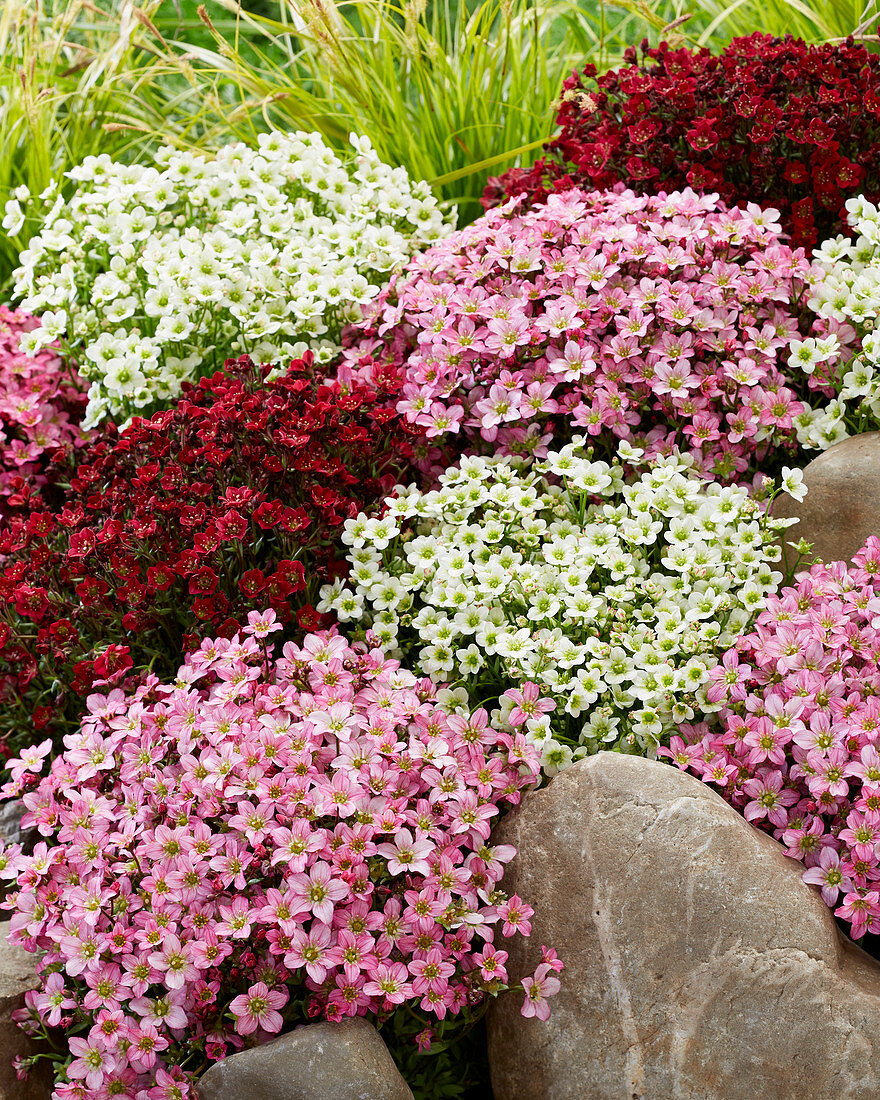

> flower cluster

[
  {"left": 2, "top": 623, "right": 557, "bottom": 1098},
  {"left": 0, "top": 306, "right": 86, "bottom": 515},
  {"left": 787, "top": 195, "right": 880, "bottom": 450},
  {"left": 13, "top": 131, "right": 453, "bottom": 428},
  {"left": 663, "top": 537, "right": 880, "bottom": 940},
  {"left": 0, "top": 354, "right": 421, "bottom": 757},
  {"left": 482, "top": 34, "right": 880, "bottom": 251},
  {"left": 319, "top": 440, "right": 791, "bottom": 767},
  {"left": 341, "top": 187, "right": 836, "bottom": 483}
]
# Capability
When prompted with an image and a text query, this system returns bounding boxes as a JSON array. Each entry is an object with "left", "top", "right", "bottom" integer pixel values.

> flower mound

[
  {"left": 0, "top": 306, "right": 86, "bottom": 514},
  {"left": 341, "top": 187, "right": 842, "bottom": 483},
  {"left": 13, "top": 131, "right": 453, "bottom": 428},
  {"left": 482, "top": 34, "right": 880, "bottom": 251},
  {"left": 320, "top": 441, "right": 791, "bottom": 766},
  {"left": 0, "top": 355, "right": 420, "bottom": 757},
  {"left": 664, "top": 537, "right": 880, "bottom": 941},
  {"left": 2, "top": 623, "right": 556, "bottom": 1098},
  {"left": 787, "top": 195, "right": 880, "bottom": 451}
]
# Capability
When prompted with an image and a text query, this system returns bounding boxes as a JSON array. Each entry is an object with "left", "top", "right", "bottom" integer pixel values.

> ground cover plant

[
  {"left": 12, "top": 130, "right": 451, "bottom": 428},
  {"left": 482, "top": 33, "right": 880, "bottom": 251},
  {"left": 663, "top": 536, "right": 880, "bottom": 942},
  {"left": 6, "top": 4, "right": 880, "bottom": 1098},
  {"left": 341, "top": 186, "right": 847, "bottom": 483},
  {"left": 1, "top": 622, "right": 560, "bottom": 1096},
  {"left": 0, "top": 354, "right": 422, "bottom": 758},
  {"left": 319, "top": 440, "right": 797, "bottom": 766},
  {"left": 791, "top": 195, "right": 880, "bottom": 448},
  {"left": 0, "top": 306, "right": 86, "bottom": 516}
]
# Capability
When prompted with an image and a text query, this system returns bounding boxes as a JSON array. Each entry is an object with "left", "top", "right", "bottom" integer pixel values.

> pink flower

[
  {"left": 229, "top": 981, "right": 288, "bottom": 1036},
  {"left": 28, "top": 972, "right": 75, "bottom": 1027},
  {"left": 376, "top": 828, "right": 435, "bottom": 876},
  {"left": 363, "top": 961, "right": 412, "bottom": 1005},
  {"left": 125, "top": 1020, "right": 169, "bottom": 1073},
  {"left": 498, "top": 895, "right": 534, "bottom": 938},
  {"left": 520, "top": 962, "right": 562, "bottom": 1021},
  {"left": 802, "top": 847, "right": 853, "bottom": 906},
  {"left": 148, "top": 935, "right": 199, "bottom": 990},
  {"left": 473, "top": 945, "right": 509, "bottom": 983},
  {"left": 6, "top": 623, "right": 553, "bottom": 1087},
  {"left": 836, "top": 889, "right": 880, "bottom": 940},
  {"left": 504, "top": 683, "right": 556, "bottom": 727},
  {"left": 67, "top": 1036, "right": 119, "bottom": 1092}
]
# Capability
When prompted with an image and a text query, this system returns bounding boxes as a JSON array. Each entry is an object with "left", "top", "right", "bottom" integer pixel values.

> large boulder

[
  {"left": 488, "top": 752, "right": 880, "bottom": 1100},
  {"left": 196, "top": 1017, "right": 414, "bottom": 1100},
  {"left": 772, "top": 432, "right": 880, "bottom": 569},
  {"left": 0, "top": 923, "right": 52, "bottom": 1099}
]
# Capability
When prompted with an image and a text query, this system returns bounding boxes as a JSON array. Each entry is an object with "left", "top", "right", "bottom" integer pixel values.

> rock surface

[
  {"left": 0, "top": 800, "right": 36, "bottom": 855},
  {"left": 0, "top": 922, "right": 53, "bottom": 1099},
  {"left": 772, "top": 432, "right": 880, "bottom": 569},
  {"left": 196, "top": 1017, "right": 414, "bottom": 1100},
  {"left": 487, "top": 752, "right": 880, "bottom": 1100}
]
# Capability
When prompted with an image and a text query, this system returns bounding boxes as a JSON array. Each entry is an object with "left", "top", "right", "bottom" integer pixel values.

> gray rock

[
  {"left": 0, "top": 800, "right": 37, "bottom": 855},
  {"left": 196, "top": 1017, "right": 414, "bottom": 1100},
  {"left": 772, "top": 432, "right": 880, "bottom": 569},
  {"left": 0, "top": 921, "right": 52, "bottom": 1099},
  {"left": 487, "top": 752, "right": 880, "bottom": 1100}
]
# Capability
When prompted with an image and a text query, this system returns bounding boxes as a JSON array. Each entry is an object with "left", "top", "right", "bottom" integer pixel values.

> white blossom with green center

[{"left": 320, "top": 439, "right": 795, "bottom": 772}]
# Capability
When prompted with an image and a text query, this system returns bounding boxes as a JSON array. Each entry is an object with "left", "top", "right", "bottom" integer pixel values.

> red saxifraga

[
  {"left": 0, "top": 354, "right": 421, "bottom": 757},
  {"left": 483, "top": 34, "right": 880, "bottom": 251}
]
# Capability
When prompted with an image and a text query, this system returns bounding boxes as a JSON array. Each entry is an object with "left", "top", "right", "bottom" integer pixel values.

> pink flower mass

[
  {"left": 0, "top": 306, "right": 86, "bottom": 516},
  {"left": 662, "top": 536, "right": 880, "bottom": 941},
  {"left": 340, "top": 187, "right": 855, "bottom": 482},
  {"left": 0, "top": 621, "right": 558, "bottom": 1097}
]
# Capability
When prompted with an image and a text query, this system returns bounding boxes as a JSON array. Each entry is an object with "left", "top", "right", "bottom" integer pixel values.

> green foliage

[
  {"left": 381, "top": 1005, "right": 494, "bottom": 1100},
  {"left": 149, "top": 0, "right": 658, "bottom": 224},
  {"left": 622, "top": 0, "right": 878, "bottom": 49},
  {"left": 0, "top": 1, "right": 191, "bottom": 290}
]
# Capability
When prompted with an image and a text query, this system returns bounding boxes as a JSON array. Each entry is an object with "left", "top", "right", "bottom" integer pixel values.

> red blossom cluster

[
  {"left": 482, "top": 33, "right": 880, "bottom": 250},
  {"left": 0, "top": 354, "right": 421, "bottom": 757}
]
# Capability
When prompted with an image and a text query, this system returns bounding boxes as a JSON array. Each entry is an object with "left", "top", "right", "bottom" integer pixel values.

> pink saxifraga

[{"left": 0, "top": 622, "right": 560, "bottom": 1098}]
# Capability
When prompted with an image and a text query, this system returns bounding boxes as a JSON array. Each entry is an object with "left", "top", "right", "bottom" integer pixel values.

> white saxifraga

[
  {"left": 12, "top": 131, "right": 453, "bottom": 428},
  {"left": 321, "top": 439, "right": 797, "bottom": 773},
  {"left": 790, "top": 195, "right": 880, "bottom": 449}
]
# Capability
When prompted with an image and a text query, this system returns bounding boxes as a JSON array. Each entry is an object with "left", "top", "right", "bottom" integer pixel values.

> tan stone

[
  {"left": 0, "top": 922, "right": 52, "bottom": 1100},
  {"left": 487, "top": 752, "right": 880, "bottom": 1100},
  {"left": 772, "top": 432, "right": 880, "bottom": 570},
  {"left": 196, "top": 1017, "right": 414, "bottom": 1100}
]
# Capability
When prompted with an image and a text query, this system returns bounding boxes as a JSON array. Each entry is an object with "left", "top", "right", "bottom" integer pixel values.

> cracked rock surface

[{"left": 487, "top": 752, "right": 880, "bottom": 1100}]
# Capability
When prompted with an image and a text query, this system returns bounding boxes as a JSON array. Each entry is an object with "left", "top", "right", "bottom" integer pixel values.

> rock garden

[{"left": 2, "top": 3, "right": 880, "bottom": 1097}]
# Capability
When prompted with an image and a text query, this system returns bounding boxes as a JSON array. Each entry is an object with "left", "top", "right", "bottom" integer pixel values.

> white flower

[
  {"left": 780, "top": 466, "right": 808, "bottom": 503},
  {"left": 2, "top": 199, "right": 25, "bottom": 236}
]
